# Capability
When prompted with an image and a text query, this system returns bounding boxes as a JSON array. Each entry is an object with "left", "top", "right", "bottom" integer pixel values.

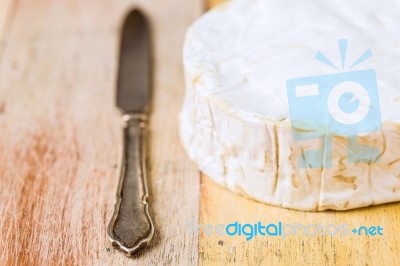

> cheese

[{"left": 179, "top": 0, "right": 400, "bottom": 211}]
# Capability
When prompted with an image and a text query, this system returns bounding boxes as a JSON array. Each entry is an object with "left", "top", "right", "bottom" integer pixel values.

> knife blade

[{"left": 107, "top": 9, "right": 154, "bottom": 256}]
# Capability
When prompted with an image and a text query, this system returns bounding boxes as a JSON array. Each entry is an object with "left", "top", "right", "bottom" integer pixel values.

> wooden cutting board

[
  {"left": 0, "top": 0, "right": 399, "bottom": 265},
  {"left": 0, "top": 0, "right": 202, "bottom": 264}
]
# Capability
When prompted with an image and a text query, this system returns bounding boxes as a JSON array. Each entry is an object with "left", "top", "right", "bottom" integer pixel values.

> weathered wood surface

[
  {"left": 2, "top": 0, "right": 400, "bottom": 265},
  {"left": 199, "top": 176, "right": 400, "bottom": 265},
  {"left": 0, "top": 0, "right": 203, "bottom": 264}
]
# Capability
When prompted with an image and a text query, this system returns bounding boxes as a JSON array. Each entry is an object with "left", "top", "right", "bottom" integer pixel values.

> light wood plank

[
  {"left": 200, "top": 175, "right": 400, "bottom": 265},
  {"left": 0, "top": 0, "right": 13, "bottom": 38},
  {"left": 205, "top": 0, "right": 226, "bottom": 10},
  {"left": 0, "top": 0, "right": 203, "bottom": 264}
]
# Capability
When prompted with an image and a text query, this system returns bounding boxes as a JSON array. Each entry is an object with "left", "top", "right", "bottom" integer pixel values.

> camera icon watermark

[{"left": 287, "top": 40, "right": 382, "bottom": 168}]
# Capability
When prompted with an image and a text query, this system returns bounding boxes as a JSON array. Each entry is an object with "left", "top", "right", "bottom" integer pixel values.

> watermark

[
  {"left": 188, "top": 220, "right": 384, "bottom": 241},
  {"left": 286, "top": 39, "right": 382, "bottom": 168}
]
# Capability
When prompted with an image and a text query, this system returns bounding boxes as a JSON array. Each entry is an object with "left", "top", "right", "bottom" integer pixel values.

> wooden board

[
  {"left": 199, "top": 176, "right": 400, "bottom": 265},
  {"left": 0, "top": 0, "right": 12, "bottom": 37},
  {"left": 198, "top": 1, "right": 400, "bottom": 265},
  {"left": 0, "top": 0, "right": 203, "bottom": 264},
  {"left": 1, "top": 0, "right": 400, "bottom": 265}
]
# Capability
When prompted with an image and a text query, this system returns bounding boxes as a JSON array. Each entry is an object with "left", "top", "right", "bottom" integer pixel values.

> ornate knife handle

[{"left": 107, "top": 114, "right": 154, "bottom": 256}]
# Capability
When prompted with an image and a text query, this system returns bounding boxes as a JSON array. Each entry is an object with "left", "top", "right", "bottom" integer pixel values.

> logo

[
  {"left": 188, "top": 220, "right": 384, "bottom": 241},
  {"left": 286, "top": 39, "right": 382, "bottom": 168}
]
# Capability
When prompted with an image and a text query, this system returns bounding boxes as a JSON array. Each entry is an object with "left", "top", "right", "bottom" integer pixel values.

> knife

[{"left": 107, "top": 9, "right": 154, "bottom": 256}]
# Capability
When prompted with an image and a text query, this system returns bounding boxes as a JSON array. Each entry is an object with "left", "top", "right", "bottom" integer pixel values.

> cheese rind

[{"left": 180, "top": 0, "right": 400, "bottom": 210}]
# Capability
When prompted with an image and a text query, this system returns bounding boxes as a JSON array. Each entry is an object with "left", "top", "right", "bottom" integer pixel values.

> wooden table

[{"left": 0, "top": 0, "right": 399, "bottom": 265}]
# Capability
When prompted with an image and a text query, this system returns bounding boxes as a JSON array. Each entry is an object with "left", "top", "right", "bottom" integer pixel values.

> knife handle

[{"left": 107, "top": 114, "right": 154, "bottom": 256}]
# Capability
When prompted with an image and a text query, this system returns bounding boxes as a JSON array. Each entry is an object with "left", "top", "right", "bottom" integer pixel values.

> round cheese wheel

[{"left": 179, "top": 0, "right": 400, "bottom": 210}]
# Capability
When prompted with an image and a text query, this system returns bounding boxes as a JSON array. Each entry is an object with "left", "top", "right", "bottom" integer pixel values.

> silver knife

[{"left": 107, "top": 9, "right": 154, "bottom": 256}]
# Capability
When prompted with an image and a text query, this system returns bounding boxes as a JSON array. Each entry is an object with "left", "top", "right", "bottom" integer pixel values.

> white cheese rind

[{"left": 180, "top": 0, "right": 400, "bottom": 211}]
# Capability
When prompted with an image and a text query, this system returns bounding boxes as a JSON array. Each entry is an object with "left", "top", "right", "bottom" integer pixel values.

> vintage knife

[{"left": 107, "top": 9, "right": 154, "bottom": 256}]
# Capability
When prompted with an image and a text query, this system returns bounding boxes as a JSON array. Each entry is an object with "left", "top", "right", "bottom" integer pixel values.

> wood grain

[
  {"left": 199, "top": 176, "right": 400, "bottom": 265},
  {"left": 3, "top": 0, "right": 399, "bottom": 264},
  {"left": 198, "top": 1, "right": 400, "bottom": 265},
  {"left": 0, "top": 0, "right": 13, "bottom": 38},
  {"left": 0, "top": 0, "right": 203, "bottom": 264},
  {"left": 205, "top": 0, "right": 227, "bottom": 10}
]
